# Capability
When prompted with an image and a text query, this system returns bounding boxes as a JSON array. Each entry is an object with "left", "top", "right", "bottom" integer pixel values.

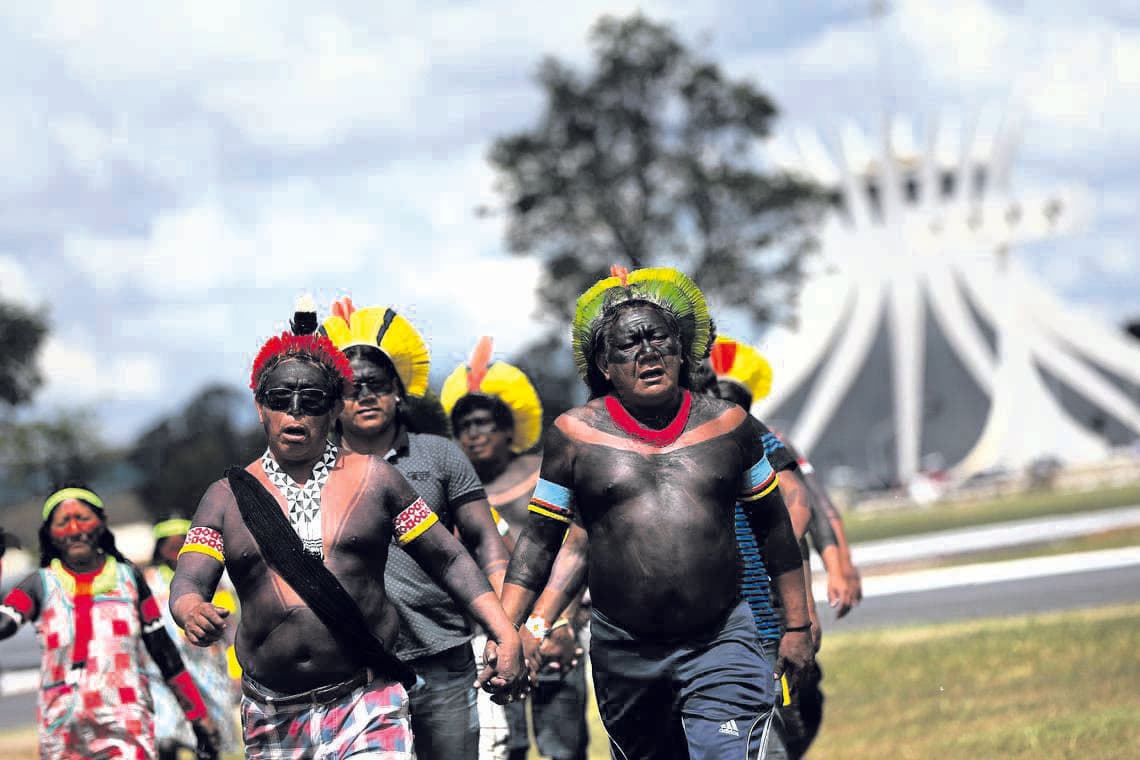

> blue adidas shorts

[{"left": 590, "top": 601, "right": 778, "bottom": 759}]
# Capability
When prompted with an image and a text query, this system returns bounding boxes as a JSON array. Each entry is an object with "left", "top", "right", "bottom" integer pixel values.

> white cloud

[
  {"left": 0, "top": 255, "right": 38, "bottom": 305},
  {"left": 36, "top": 335, "right": 163, "bottom": 403}
]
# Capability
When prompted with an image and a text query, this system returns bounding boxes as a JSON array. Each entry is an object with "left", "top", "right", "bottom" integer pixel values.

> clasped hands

[{"left": 477, "top": 624, "right": 583, "bottom": 705}]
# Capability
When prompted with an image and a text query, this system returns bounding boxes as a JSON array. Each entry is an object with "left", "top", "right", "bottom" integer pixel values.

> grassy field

[
  {"left": 806, "top": 602, "right": 1140, "bottom": 759},
  {"left": 842, "top": 483, "right": 1140, "bottom": 543}
]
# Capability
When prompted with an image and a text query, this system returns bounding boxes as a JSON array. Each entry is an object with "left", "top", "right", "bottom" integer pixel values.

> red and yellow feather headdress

[
  {"left": 709, "top": 336, "right": 773, "bottom": 402},
  {"left": 440, "top": 337, "right": 543, "bottom": 453},
  {"left": 321, "top": 297, "right": 431, "bottom": 397}
]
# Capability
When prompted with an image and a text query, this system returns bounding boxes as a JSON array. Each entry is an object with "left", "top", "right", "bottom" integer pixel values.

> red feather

[
  {"left": 709, "top": 340, "right": 737, "bottom": 375},
  {"left": 610, "top": 265, "right": 630, "bottom": 288},
  {"left": 250, "top": 333, "right": 355, "bottom": 392},
  {"left": 467, "top": 336, "right": 494, "bottom": 393},
  {"left": 331, "top": 296, "right": 355, "bottom": 323}
]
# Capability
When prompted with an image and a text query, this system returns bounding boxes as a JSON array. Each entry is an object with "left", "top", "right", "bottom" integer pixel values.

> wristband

[
  {"left": 549, "top": 617, "right": 571, "bottom": 634},
  {"left": 523, "top": 614, "right": 550, "bottom": 640},
  {"left": 784, "top": 623, "right": 812, "bottom": 633}
]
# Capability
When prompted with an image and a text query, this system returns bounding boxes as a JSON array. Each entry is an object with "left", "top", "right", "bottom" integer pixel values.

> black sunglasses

[
  {"left": 261, "top": 387, "right": 337, "bottom": 416},
  {"left": 347, "top": 379, "right": 397, "bottom": 400}
]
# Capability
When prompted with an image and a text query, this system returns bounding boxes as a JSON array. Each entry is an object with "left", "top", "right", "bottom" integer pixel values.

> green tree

[
  {"left": 0, "top": 299, "right": 48, "bottom": 407},
  {"left": 0, "top": 410, "right": 112, "bottom": 498},
  {"left": 128, "top": 384, "right": 263, "bottom": 519},
  {"left": 487, "top": 13, "right": 830, "bottom": 331}
]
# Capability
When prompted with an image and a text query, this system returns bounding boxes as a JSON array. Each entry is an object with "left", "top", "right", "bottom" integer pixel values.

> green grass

[
  {"left": 842, "top": 483, "right": 1140, "bottom": 543},
  {"left": 807, "top": 603, "right": 1140, "bottom": 759}
]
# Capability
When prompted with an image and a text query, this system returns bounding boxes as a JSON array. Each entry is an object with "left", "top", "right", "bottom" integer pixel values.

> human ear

[{"left": 595, "top": 352, "right": 610, "bottom": 381}]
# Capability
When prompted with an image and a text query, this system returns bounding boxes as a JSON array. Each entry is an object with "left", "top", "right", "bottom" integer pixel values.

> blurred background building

[{"left": 757, "top": 111, "right": 1140, "bottom": 492}]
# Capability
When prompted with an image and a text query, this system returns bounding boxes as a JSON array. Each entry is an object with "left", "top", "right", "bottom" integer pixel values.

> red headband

[{"left": 250, "top": 332, "right": 355, "bottom": 392}]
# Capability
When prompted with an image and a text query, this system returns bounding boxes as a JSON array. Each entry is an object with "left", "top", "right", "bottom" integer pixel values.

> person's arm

[
  {"left": 738, "top": 427, "right": 814, "bottom": 683},
  {"left": 389, "top": 475, "right": 524, "bottom": 699},
  {"left": 452, "top": 499, "right": 510, "bottom": 596},
  {"left": 497, "top": 423, "right": 577, "bottom": 630},
  {"left": 170, "top": 480, "right": 232, "bottom": 647},
  {"left": 0, "top": 574, "right": 41, "bottom": 641},
  {"left": 133, "top": 564, "right": 220, "bottom": 759},
  {"left": 528, "top": 524, "right": 589, "bottom": 675},
  {"left": 800, "top": 462, "right": 863, "bottom": 615},
  {"left": 442, "top": 439, "right": 512, "bottom": 595}
]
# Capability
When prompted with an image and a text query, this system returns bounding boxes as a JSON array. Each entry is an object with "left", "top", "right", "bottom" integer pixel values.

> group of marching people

[{"left": 0, "top": 265, "right": 860, "bottom": 759}]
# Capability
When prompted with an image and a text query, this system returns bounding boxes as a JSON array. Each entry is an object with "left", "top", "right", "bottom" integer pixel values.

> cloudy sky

[{"left": 1, "top": 0, "right": 1137, "bottom": 445}]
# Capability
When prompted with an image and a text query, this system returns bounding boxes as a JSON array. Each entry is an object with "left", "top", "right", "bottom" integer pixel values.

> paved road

[{"left": 822, "top": 564, "right": 1140, "bottom": 632}]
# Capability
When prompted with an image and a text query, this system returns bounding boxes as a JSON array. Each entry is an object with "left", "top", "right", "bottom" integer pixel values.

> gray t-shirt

[{"left": 383, "top": 427, "right": 488, "bottom": 660}]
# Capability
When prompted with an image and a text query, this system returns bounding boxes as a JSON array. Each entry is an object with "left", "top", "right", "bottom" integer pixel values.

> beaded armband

[
  {"left": 179, "top": 527, "right": 225, "bottom": 564},
  {"left": 393, "top": 497, "right": 438, "bottom": 546},
  {"left": 738, "top": 456, "right": 779, "bottom": 502},
  {"left": 528, "top": 478, "right": 575, "bottom": 524}
]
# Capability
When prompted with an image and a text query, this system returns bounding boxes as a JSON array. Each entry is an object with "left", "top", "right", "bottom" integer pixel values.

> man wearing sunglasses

[{"left": 169, "top": 331, "right": 526, "bottom": 760}]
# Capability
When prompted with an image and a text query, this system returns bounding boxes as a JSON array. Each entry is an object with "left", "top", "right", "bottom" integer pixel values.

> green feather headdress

[{"left": 571, "top": 265, "right": 712, "bottom": 383}]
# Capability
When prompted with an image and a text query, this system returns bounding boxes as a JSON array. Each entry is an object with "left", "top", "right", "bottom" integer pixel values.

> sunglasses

[
  {"left": 347, "top": 380, "right": 397, "bottom": 400},
  {"left": 456, "top": 418, "right": 500, "bottom": 437},
  {"left": 261, "top": 387, "right": 337, "bottom": 415}
]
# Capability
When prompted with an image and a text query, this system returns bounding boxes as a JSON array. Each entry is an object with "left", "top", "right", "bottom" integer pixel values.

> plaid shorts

[{"left": 241, "top": 672, "right": 413, "bottom": 760}]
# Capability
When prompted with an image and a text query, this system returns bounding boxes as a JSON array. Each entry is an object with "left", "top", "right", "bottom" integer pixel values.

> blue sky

[{"left": 2, "top": 0, "right": 1137, "bottom": 445}]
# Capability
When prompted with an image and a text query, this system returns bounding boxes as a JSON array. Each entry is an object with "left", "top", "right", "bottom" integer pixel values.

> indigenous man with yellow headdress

[
  {"left": 442, "top": 338, "right": 590, "bottom": 760},
  {"left": 492, "top": 267, "right": 814, "bottom": 759},
  {"left": 707, "top": 337, "right": 862, "bottom": 759},
  {"left": 144, "top": 517, "right": 241, "bottom": 759},
  {"left": 322, "top": 298, "right": 515, "bottom": 760}
]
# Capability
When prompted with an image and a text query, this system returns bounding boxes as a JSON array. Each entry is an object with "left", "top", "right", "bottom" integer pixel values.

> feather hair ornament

[
  {"left": 250, "top": 332, "right": 355, "bottom": 394},
  {"left": 440, "top": 336, "right": 543, "bottom": 453},
  {"left": 321, "top": 299, "right": 431, "bottom": 397},
  {"left": 709, "top": 336, "right": 773, "bottom": 402},
  {"left": 571, "top": 266, "right": 712, "bottom": 383}
]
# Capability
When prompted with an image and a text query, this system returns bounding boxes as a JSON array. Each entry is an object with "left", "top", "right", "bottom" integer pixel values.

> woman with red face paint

[{"left": 0, "top": 482, "right": 220, "bottom": 760}]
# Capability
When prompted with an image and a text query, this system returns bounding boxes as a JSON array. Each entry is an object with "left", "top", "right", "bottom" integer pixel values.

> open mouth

[
  {"left": 281, "top": 424, "right": 308, "bottom": 441},
  {"left": 638, "top": 367, "right": 665, "bottom": 381}
]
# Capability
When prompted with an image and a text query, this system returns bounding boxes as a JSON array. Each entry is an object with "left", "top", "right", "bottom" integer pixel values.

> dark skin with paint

[
  {"left": 454, "top": 405, "right": 586, "bottom": 676},
  {"left": 338, "top": 355, "right": 511, "bottom": 597},
  {"left": 497, "top": 303, "right": 814, "bottom": 680},
  {"left": 170, "top": 358, "right": 525, "bottom": 697}
]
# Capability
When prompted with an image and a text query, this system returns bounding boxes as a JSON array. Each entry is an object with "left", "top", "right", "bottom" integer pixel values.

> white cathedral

[{"left": 753, "top": 111, "right": 1140, "bottom": 490}]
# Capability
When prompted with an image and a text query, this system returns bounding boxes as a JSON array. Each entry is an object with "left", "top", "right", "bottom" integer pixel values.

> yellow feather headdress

[
  {"left": 709, "top": 336, "right": 773, "bottom": 402},
  {"left": 440, "top": 337, "right": 543, "bottom": 453},
  {"left": 321, "top": 297, "right": 431, "bottom": 397},
  {"left": 572, "top": 265, "right": 712, "bottom": 385}
]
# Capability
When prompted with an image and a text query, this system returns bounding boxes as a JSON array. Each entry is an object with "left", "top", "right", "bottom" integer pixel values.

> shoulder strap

[{"left": 225, "top": 466, "right": 416, "bottom": 687}]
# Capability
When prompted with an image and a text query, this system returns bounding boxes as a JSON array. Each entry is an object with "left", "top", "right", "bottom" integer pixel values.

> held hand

[
  {"left": 538, "top": 624, "right": 582, "bottom": 675},
  {"left": 773, "top": 630, "right": 814, "bottom": 691},
  {"left": 182, "top": 601, "right": 230, "bottom": 646},
  {"left": 475, "top": 631, "right": 530, "bottom": 705},
  {"left": 519, "top": 627, "right": 542, "bottom": 677},
  {"left": 809, "top": 610, "right": 822, "bottom": 653},
  {"left": 192, "top": 717, "right": 221, "bottom": 760}
]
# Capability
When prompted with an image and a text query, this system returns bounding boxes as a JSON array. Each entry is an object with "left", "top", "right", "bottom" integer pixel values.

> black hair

[
  {"left": 584, "top": 300, "right": 693, "bottom": 399},
  {"left": 450, "top": 394, "right": 515, "bottom": 438},
  {"left": 39, "top": 480, "right": 126, "bottom": 568},
  {"left": 337, "top": 345, "right": 450, "bottom": 436}
]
